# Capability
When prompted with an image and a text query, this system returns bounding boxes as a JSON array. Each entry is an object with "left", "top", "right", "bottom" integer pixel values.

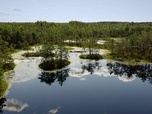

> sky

[{"left": 0, "top": 0, "right": 152, "bottom": 22}]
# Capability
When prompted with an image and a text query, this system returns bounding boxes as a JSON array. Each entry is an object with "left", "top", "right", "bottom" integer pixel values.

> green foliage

[
  {"left": 79, "top": 54, "right": 103, "bottom": 60},
  {"left": 0, "top": 62, "right": 15, "bottom": 76},
  {"left": 2, "top": 63, "right": 15, "bottom": 71},
  {"left": 109, "top": 31, "right": 152, "bottom": 62},
  {"left": 40, "top": 43, "right": 55, "bottom": 60},
  {"left": 0, "top": 78, "right": 8, "bottom": 98},
  {"left": 22, "top": 52, "right": 41, "bottom": 57},
  {"left": 39, "top": 59, "right": 70, "bottom": 70},
  {"left": 39, "top": 43, "right": 70, "bottom": 70},
  {"left": 0, "top": 21, "right": 152, "bottom": 63},
  {"left": 0, "top": 37, "right": 15, "bottom": 76},
  {"left": 80, "top": 36, "right": 100, "bottom": 60}
]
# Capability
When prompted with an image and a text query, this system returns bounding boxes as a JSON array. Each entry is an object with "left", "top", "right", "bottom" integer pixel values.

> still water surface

[{"left": 1, "top": 48, "right": 152, "bottom": 114}]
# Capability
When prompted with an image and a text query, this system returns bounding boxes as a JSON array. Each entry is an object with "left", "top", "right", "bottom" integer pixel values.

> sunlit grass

[{"left": 65, "top": 46, "right": 74, "bottom": 50}]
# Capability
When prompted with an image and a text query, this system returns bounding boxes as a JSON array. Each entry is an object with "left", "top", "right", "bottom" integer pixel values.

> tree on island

[
  {"left": 39, "top": 42, "right": 70, "bottom": 70},
  {"left": 80, "top": 37, "right": 103, "bottom": 60}
]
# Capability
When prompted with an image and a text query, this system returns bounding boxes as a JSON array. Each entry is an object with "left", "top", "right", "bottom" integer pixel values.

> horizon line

[{"left": 0, "top": 20, "right": 152, "bottom": 23}]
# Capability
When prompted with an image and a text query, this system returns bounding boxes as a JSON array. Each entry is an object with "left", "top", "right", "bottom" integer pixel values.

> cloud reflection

[
  {"left": 69, "top": 61, "right": 138, "bottom": 83},
  {"left": 69, "top": 67, "right": 115, "bottom": 81},
  {"left": 118, "top": 74, "right": 136, "bottom": 82},
  {"left": 3, "top": 98, "right": 28, "bottom": 112},
  {"left": 49, "top": 107, "right": 60, "bottom": 114},
  {"left": 80, "top": 78, "right": 86, "bottom": 81},
  {"left": 12, "top": 58, "right": 41, "bottom": 83}
]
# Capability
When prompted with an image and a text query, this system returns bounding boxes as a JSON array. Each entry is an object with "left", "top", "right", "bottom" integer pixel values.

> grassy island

[
  {"left": 39, "top": 59, "right": 70, "bottom": 70},
  {"left": 79, "top": 54, "right": 103, "bottom": 60}
]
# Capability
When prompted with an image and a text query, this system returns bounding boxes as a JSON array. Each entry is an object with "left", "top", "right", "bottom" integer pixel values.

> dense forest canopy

[
  {"left": 0, "top": 21, "right": 152, "bottom": 49},
  {"left": 0, "top": 21, "right": 152, "bottom": 75}
]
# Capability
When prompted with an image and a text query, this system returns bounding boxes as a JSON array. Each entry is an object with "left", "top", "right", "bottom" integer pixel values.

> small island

[
  {"left": 38, "top": 43, "right": 70, "bottom": 71},
  {"left": 79, "top": 54, "right": 103, "bottom": 60}
]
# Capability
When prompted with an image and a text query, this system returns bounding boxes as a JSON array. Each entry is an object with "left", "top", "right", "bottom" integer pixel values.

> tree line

[{"left": 1, "top": 21, "right": 152, "bottom": 48}]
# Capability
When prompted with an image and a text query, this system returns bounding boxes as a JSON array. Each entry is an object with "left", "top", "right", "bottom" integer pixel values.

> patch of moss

[
  {"left": 79, "top": 54, "right": 103, "bottom": 60},
  {"left": 39, "top": 59, "right": 70, "bottom": 70}
]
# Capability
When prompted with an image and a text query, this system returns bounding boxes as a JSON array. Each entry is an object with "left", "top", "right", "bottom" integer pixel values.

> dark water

[{"left": 1, "top": 52, "right": 152, "bottom": 114}]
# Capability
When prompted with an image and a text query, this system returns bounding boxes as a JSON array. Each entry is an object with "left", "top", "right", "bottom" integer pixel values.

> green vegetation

[
  {"left": 39, "top": 43, "right": 70, "bottom": 70},
  {"left": 22, "top": 52, "right": 41, "bottom": 57},
  {"left": 0, "top": 37, "right": 15, "bottom": 76},
  {"left": 0, "top": 78, "right": 8, "bottom": 98},
  {"left": 80, "top": 36, "right": 101, "bottom": 59},
  {"left": 0, "top": 21, "right": 152, "bottom": 74},
  {"left": 39, "top": 59, "right": 70, "bottom": 70},
  {"left": 80, "top": 54, "right": 103, "bottom": 60},
  {"left": 108, "top": 32, "right": 152, "bottom": 62},
  {"left": 22, "top": 46, "right": 74, "bottom": 58},
  {"left": 65, "top": 46, "right": 74, "bottom": 50}
]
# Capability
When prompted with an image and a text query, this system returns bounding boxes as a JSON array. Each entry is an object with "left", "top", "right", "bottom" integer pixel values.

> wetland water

[{"left": 0, "top": 47, "right": 152, "bottom": 114}]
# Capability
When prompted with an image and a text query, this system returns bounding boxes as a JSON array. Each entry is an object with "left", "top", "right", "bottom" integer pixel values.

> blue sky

[{"left": 0, "top": 0, "right": 152, "bottom": 22}]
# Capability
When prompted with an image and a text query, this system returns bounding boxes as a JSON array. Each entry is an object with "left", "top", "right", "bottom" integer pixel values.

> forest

[{"left": 0, "top": 21, "right": 152, "bottom": 75}]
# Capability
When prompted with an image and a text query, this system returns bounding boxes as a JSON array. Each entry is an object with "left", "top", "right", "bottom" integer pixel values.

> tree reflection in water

[
  {"left": 81, "top": 61, "right": 101, "bottom": 74},
  {"left": 107, "top": 62, "right": 152, "bottom": 84},
  {"left": 39, "top": 62, "right": 152, "bottom": 85},
  {"left": 38, "top": 69, "right": 70, "bottom": 86},
  {"left": 0, "top": 98, "right": 6, "bottom": 113}
]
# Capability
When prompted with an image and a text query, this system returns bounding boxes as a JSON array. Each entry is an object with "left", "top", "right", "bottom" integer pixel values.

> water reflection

[
  {"left": 0, "top": 98, "right": 28, "bottom": 113},
  {"left": 12, "top": 58, "right": 41, "bottom": 83},
  {"left": 70, "top": 60, "right": 111, "bottom": 80},
  {"left": 69, "top": 61, "right": 104, "bottom": 80},
  {"left": 82, "top": 61, "right": 101, "bottom": 74},
  {"left": 0, "top": 98, "right": 6, "bottom": 113},
  {"left": 3, "top": 98, "right": 29, "bottom": 112},
  {"left": 39, "top": 69, "right": 69, "bottom": 86},
  {"left": 70, "top": 60, "right": 152, "bottom": 84},
  {"left": 107, "top": 62, "right": 152, "bottom": 84},
  {"left": 48, "top": 106, "right": 60, "bottom": 114}
]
